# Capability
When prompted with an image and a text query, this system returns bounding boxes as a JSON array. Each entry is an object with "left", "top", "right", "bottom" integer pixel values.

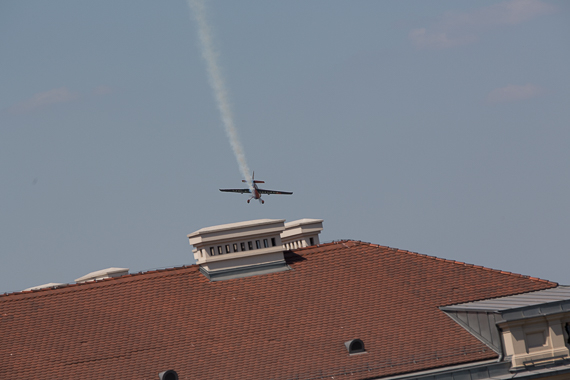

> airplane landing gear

[
  {"left": 261, "top": 200, "right": 265, "bottom": 204},
  {"left": 247, "top": 199, "right": 250, "bottom": 203}
]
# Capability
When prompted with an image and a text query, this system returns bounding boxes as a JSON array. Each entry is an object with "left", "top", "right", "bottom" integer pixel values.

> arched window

[
  {"left": 158, "top": 370, "right": 178, "bottom": 380},
  {"left": 344, "top": 339, "right": 365, "bottom": 354}
]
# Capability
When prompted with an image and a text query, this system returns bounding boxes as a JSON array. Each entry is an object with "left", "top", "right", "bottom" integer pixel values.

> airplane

[{"left": 219, "top": 172, "right": 293, "bottom": 204}]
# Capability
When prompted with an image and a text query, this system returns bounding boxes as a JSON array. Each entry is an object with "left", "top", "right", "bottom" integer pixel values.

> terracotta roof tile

[{"left": 0, "top": 241, "right": 556, "bottom": 380}]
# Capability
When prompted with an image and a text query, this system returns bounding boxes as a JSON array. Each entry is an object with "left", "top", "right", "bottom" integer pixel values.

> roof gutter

[{"left": 369, "top": 359, "right": 501, "bottom": 380}]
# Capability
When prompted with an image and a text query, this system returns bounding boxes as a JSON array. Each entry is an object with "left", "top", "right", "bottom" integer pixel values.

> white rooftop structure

[
  {"left": 187, "top": 218, "right": 323, "bottom": 281},
  {"left": 281, "top": 218, "right": 323, "bottom": 250},
  {"left": 23, "top": 282, "right": 67, "bottom": 291},
  {"left": 188, "top": 219, "right": 287, "bottom": 281},
  {"left": 75, "top": 267, "right": 129, "bottom": 283}
]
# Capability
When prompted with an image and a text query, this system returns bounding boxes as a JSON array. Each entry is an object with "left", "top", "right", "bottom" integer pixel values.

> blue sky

[{"left": 1, "top": 0, "right": 569, "bottom": 293}]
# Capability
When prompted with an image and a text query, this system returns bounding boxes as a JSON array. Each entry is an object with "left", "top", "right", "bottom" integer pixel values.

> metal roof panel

[{"left": 442, "top": 286, "right": 570, "bottom": 312}]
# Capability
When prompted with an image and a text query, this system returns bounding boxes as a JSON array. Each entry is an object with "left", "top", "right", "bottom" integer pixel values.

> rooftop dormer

[{"left": 442, "top": 285, "right": 570, "bottom": 371}]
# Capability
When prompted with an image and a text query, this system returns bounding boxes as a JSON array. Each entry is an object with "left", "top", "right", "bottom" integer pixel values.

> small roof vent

[
  {"left": 75, "top": 267, "right": 129, "bottom": 283},
  {"left": 281, "top": 219, "right": 323, "bottom": 250},
  {"left": 23, "top": 283, "right": 66, "bottom": 291},
  {"left": 345, "top": 339, "right": 366, "bottom": 354}
]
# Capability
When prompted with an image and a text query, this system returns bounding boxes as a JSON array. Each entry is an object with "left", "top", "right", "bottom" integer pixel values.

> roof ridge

[
  {"left": 360, "top": 241, "right": 557, "bottom": 286},
  {"left": 0, "top": 264, "right": 199, "bottom": 299},
  {"left": 4, "top": 239, "right": 557, "bottom": 298},
  {"left": 5, "top": 240, "right": 358, "bottom": 297}
]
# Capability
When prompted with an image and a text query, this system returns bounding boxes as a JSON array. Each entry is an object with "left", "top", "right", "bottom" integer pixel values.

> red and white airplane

[{"left": 219, "top": 172, "right": 293, "bottom": 204}]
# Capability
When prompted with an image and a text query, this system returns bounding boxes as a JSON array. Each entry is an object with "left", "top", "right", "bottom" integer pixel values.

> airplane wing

[
  {"left": 257, "top": 189, "right": 293, "bottom": 195},
  {"left": 219, "top": 188, "right": 251, "bottom": 194}
]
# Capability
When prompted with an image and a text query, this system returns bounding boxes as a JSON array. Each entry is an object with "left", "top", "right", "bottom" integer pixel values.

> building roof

[
  {"left": 442, "top": 285, "right": 570, "bottom": 312},
  {"left": 441, "top": 285, "right": 570, "bottom": 325},
  {"left": 0, "top": 241, "right": 557, "bottom": 380}
]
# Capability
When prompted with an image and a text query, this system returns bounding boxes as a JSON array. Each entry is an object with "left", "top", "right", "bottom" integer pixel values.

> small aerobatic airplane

[{"left": 219, "top": 172, "right": 293, "bottom": 204}]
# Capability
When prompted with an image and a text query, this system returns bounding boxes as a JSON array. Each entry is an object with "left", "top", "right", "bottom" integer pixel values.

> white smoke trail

[{"left": 187, "top": 0, "right": 254, "bottom": 192}]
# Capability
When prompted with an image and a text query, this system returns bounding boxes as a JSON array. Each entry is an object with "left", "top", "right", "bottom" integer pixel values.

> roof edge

[
  {"left": 361, "top": 241, "right": 557, "bottom": 287},
  {"left": 3, "top": 239, "right": 557, "bottom": 298},
  {"left": 296, "top": 240, "right": 557, "bottom": 287},
  {"left": 1, "top": 263, "right": 200, "bottom": 298}
]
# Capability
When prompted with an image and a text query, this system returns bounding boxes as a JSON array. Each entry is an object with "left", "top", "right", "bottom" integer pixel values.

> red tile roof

[{"left": 0, "top": 241, "right": 556, "bottom": 380}]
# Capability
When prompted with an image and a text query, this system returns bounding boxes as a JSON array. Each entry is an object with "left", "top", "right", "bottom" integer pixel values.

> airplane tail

[{"left": 242, "top": 171, "right": 264, "bottom": 183}]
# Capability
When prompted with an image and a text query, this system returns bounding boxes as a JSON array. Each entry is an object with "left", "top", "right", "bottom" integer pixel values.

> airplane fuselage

[
  {"left": 248, "top": 184, "right": 263, "bottom": 203},
  {"left": 252, "top": 184, "right": 260, "bottom": 199},
  {"left": 219, "top": 172, "right": 292, "bottom": 204}
]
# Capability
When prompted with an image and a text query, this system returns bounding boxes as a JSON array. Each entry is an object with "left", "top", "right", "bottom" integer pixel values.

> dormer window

[
  {"left": 158, "top": 370, "right": 178, "bottom": 380},
  {"left": 248, "top": 241, "right": 253, "bottom": 250},
  {"left": 210, "top": 247, "right": 215, "bottom": 256},
  {"left": 440, "top": 286, "right": 570, "bottom": 371},
  {"left": 217, "top": 246, "right": 223, "bottom": 255},
  {"left": 345, "top": 339, "right": 366, "bottom": 354},
  {"left": 241, "top": 242, "right": 246, "bottom": 251},
  {"left": 225, "top": 245, "right": 230, "bottom": 253},
  {"left": 263, "top": 239, "right": 268, "bottom": 248}
]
